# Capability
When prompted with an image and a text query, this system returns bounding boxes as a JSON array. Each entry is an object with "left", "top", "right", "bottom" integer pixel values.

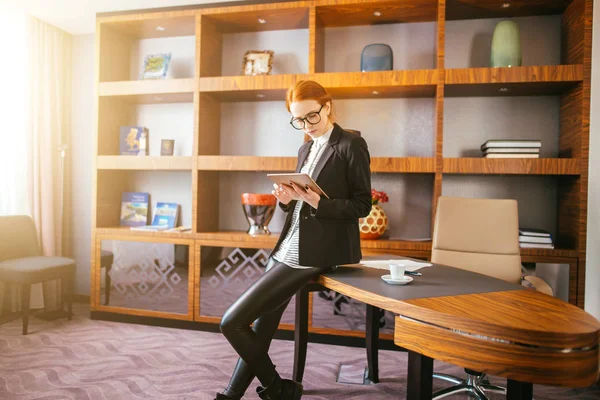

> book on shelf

[
  {"left": 519, "top": 228, "right": 551, "bottom": 237},
  {"left": 120, "top": 192, "right": 150, "bottom": 227},
  {"left": 484, "top": 148, "right": 540, "bottom": 154},
  {"left": 151, "top": 202, "right": 179, "bottom": 229},
  {"left": 519, "top": 242, "right": 555, "bottom": 249},
  {"left": 481, "top": 139, "right": 542, "bottom": 150},
  {"left": 166, "top": 226, "right": 191, "bottom": 232},
  {"left": 120, "top": 126, "right": 148, "bottom": 156},
  {"left": 484, "top": 153, "right": 540, "bottom": 158},
  {"left": 131, "top": 224, "right": 171, "bottom": 231},
  {"left": 519, "top": 236, "right": 553, "bottom": 244}
]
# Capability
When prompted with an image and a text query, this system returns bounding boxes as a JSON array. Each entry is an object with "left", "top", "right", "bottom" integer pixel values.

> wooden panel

[
  {"left": 520, "top": 247, "right": 578, "bottom": 258},
  {"left": 199, "top": 74, "right": 308, "bottom": 100},
  {"left": 202, "top": 3, "right": 310, "bottom": 33},
  {"left": 560, "top": 85, "right": 582, "bottom": 158},
  {"left": 445, "top": 65, "right": 583, "bottom": 97},
  {"left": 314, "top": 70, "right": 438, "bottom": 98},
  {"left": 371, "top": 157, "right": 435, "bottom": 173},
  {"left": 96, "top": 227, "right": 195, "bottom": 239},
  {"left": 446, "top": 0, "right": 571, "bottom": 20},
  {"left": 198, "top": 156, "right": 297, "bottom": 171},
  {"left": 99, "top": 15, "right": 196, "bottom": 39},
  {"left": 309, "top": 6, "right": 325, "bottom": 73},
  {"left": 98, "top": 98, "right": 133, "bottom": 156},
  {"left": 402, "top": 290, "right": 600, "bottom": 349},
  {"left": 98, "top": 24, "right": 132, "bottom": 82},
  {"left": 96, "top": 171, "right": 129, "bottom": 228},
  {"left": 97, "top": 156, "right": 193, "bottom": 170},
  {"left": 198, "top": 94, "right": 221, "bottom": 155},
  {"left": 395, "top": 316, "right": 599, "bottom": 388},
  {"left": 442, "top": 158, "right": 581, "bottom": 175},
  {"left": 316, "top": 0, "right": 438, "bottom": 26},
  {"left": 197, "top": 172, "right": 220, "bottom": 232},
  {"left": 199, "top": 15, "right": 222, "bottom": 77},
  {"left": 562, "top": 0, "right": 585, "bottom": 65},
  {"left": 432, "top": 0, "right": 445, "bottom": 234},
  {"left": 99, "top": 79, "right": 196, "bottom": 103}
]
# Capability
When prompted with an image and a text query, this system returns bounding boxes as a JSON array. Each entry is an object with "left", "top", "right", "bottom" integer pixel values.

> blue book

[
  {"left": 151, "top": 202, "right": 179, "bottom": 228},
  {"left": 120, "top": 192, "right": 150, "bottom": 226},
  {"left": 120, "top": 126, "right": 148, "bottom": 155}
]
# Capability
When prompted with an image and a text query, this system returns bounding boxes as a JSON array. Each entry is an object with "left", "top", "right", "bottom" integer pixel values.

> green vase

[{"left": 490, "top": 21, "right": 522, "bottom": 67}]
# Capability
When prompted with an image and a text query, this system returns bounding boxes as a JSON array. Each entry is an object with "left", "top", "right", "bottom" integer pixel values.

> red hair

[{"left": 286, "top": 80, "right": 336, "bottom": 122}]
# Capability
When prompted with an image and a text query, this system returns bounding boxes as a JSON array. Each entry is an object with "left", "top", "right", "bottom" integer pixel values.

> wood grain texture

[
  {"left": 562, "top": 0, "right": 585, "bottom": 65},
  {"left": 95, "top": 227, "right": 195, "bottom": 240},
  {"left": 198, "top": 156, "right": 297, "bottom": 171},
  {"left": 98, "top": 79, "right": 196, "bottom": 103},
  {"left": 445, "top": 65, "right": 583, "bottom": 97},
  {"left": 98, "top": 15, "right": 196, "bottom": 39},
  {"left": 519, "top": 247, "right": 578, "bottom": 258},
  {"left": 97, "top": 156, "right": 193, "bottom": 170},
  {"left": 199, "top": 15, "right": 223, "bottom": 78},
  {"left": 201, "top": 2, "right": 310, "bottom": 33},
  {"left": 432, "top": 0, "right": 445, "bottom": 234},
  {"left": 442, "top": 158, "right": 581, "bottom": 175},
  {"left": 98, "top": 24, "right": 132, "bottom": 83},
  {"left": 370, "top": 157, "right": 435, "bottom": 173},
  {"left": 96, "top": 171, "right": 129, "bottom": 228},
  {"left": 309, "top": 6, "right": 325, "bottom": 73},
  {"left": 196, "top": 172, "right": 220, "bottom": 233},
  {"left": 394, "top": 316, "right": 599, "bottom": 388},
  {"left": 316, "top": 0, "right": 438, "bottom": 26},
  {"left": 446, "top": 0, "right": 571, "bottom": 20}
]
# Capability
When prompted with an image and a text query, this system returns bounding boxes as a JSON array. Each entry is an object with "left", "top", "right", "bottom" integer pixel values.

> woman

[{"left": 216, "top": 80, "right": 372, "bottom": 400}]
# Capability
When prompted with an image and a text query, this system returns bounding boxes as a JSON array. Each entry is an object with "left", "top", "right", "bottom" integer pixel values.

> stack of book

[
  {"left": 519, "top": 228, "right": 554, "bottom": 249},
  {"left": 481, "top": 139, "right": 541, "bottom": 158}
]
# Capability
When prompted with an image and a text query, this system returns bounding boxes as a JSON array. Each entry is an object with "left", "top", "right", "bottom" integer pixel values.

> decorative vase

[
  {"left": 241, "top": 193, "right": 277, "bottom": 236},
  {"left": 491, "top": 21, "right": 522, "bottom": 68},
  {"left": 359, "top": 204, "right": 388, "bottom": 240}
]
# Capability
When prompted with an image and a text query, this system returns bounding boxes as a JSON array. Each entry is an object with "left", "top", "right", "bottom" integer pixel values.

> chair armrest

[{"left": 522, "top": 275, "right": 554, "bottom": 297}]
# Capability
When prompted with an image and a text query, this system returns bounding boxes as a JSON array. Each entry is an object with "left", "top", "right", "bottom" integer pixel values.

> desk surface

[{"left": 318, "top": 259, "right": 600, "bottom": 387}]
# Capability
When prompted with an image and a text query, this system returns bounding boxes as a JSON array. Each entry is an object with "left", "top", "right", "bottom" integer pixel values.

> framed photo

[
  {"left": 140, "top": 53, "right": 172, "bottom": 80},
  {"left": 161, "top": 139, "right": 175, "bottom": 156},
  {"left": 242, "top": 50, "right": 274, "bottom": 76}
]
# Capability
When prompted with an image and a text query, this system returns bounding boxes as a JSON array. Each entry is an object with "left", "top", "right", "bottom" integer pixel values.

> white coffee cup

[{"left": 389, "top": 264, "right": 406, "bottom": 280}]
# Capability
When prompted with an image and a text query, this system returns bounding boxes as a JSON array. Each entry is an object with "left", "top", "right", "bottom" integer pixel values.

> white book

[
  {"left": 484, "top": 153, "right": 539, "bottom": 158},
  {"left": 519, "top": 228, "right": 551, "bottom": 237},
  {"left": 519, "top": 236, "right": 553, "bottom": 244},
  {"left": 130, "top": 225, "right": 170, "bottom": 231},
  {"left": 484, "top": 148, "right": 540, "bottom": 154},
  {"left": 519, "top": 243, "right": 555, "bottom": 249},
  {"left": 481, "top": 140, "right": 542, "bottom": 150}
]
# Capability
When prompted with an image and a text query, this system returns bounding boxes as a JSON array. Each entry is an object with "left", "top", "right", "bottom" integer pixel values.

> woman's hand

[
  {"left": 272, "top": 183, "right": 296, "bottom": 205},
  {"left": 290, "top": 182, "right": 321, "bottom": 209}
]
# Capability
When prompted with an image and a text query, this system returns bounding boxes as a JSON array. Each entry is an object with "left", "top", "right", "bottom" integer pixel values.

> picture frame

[
  {"left": 242, "top": 50, "right": 274, "bottom": 76},
  {"left": 139, "top": 53, "right": 172, "bottom": 80},
  {"left": 161, "top": 139, "right": 175, "bottom": 156}
]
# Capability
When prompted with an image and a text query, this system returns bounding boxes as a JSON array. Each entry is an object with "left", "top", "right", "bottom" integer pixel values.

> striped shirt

[{"left": 272, "top": 127, "right": 333, "bottom": 269}]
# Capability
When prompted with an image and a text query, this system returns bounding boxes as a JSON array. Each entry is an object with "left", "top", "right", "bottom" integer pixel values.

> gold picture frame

[{"left": 242, "top": 50, "right": 274, "bottom": 76}]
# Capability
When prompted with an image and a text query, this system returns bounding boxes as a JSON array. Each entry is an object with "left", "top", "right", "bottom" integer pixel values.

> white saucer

[{"left": 381, "top": 275, "right": 413, "bottom": 285}]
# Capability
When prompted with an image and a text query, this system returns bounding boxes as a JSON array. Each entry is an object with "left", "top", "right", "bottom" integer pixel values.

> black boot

[{"left": 256, "top": 375, "right": 303, "bottom": 400}]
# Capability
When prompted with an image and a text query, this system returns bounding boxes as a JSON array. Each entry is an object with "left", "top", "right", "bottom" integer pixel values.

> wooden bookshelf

[{"left": 92, "top": 0, "right": 593, "bottom": 329}]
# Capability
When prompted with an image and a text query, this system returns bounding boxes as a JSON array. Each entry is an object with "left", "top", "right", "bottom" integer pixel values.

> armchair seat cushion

[{"left": 0, "top": 256, "right": 75, "bottom": 284}]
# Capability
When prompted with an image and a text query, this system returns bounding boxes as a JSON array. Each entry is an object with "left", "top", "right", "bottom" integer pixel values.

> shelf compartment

[
  {"left": 97, "top": 156, "right": 193, "bottom": 171},
  {"left": 95, "top": 227, "right": 195, "bottom": 239},
  {"left": 316, "top": 0, "right": 438, "bottom": 27},
  {"left": 99, "top": 79, "right": 196, "bottom": 103},
  {"left": 445, "top": 65, "right": 583, "bottom": 97},
  {"left": 97, "top": 13, "right": 197, "bottom": 39},
  {"left": 315, "top": 70, "right": 438, "bottom": 98},
  {"left": 443, "top": 158, "right": 580, "bottom": 175},
  {"left": 371, "top": 157, "right": 435, "bottom": 173},
  {"left": 202, "top": 2, "right": 310, "bottom": 33},
  {"left": 446, "top": 0, "right": 571, "bottom": 21},
  {"left": 197, "top": 156, "right": 296, "bottom": 171}
]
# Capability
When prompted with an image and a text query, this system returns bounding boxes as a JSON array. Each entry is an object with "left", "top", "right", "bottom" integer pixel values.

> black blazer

[{"left": 271, "top": 123, "right": 372, "bottom": 268}]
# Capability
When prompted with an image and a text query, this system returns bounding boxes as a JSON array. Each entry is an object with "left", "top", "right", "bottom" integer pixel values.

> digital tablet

[{"left": 267, "top": 173, "right": 329, "bottom": 199}]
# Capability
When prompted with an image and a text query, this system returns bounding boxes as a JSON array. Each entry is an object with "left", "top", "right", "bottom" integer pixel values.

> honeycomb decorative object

[{"left": 359, "top": 204, "right": 388, "bottom": 240}]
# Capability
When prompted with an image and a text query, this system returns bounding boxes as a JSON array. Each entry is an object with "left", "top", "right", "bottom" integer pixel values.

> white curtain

[{"left": 0, "top": 8, "right": 72, "bottom": 314}]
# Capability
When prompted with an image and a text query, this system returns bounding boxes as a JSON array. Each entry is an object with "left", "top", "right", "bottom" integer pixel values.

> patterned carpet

[{"left": 1, "top": 304, "right": 599, "bottom": 400}]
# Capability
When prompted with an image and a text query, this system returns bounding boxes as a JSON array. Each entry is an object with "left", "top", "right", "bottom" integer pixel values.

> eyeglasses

[{"left": 290, "top": 105, "right": 323, "bottom": 130}]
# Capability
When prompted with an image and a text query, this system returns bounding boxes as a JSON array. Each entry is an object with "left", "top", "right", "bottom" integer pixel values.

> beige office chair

[{"left": 430, "top": 196, "right": 552, "bottom": 400}]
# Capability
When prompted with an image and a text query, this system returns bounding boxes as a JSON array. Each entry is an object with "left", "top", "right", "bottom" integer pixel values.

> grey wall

[{"left": 70, "top": 11, "right": 599, "bottom": 321}]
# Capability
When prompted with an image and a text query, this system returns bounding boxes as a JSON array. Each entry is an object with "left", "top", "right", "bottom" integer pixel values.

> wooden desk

[{"left": 317, "top": 263, "right": 600, "bottom": 400}]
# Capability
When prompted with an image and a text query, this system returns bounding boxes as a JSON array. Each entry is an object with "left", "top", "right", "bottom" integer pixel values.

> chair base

[{"left": 433, "top": 372, "right": 506, "bottom": 400}]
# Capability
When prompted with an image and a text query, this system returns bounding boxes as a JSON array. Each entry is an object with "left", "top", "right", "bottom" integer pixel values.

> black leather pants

[{"left": 219, "top": 258, "right": 329, "bottom": 398}]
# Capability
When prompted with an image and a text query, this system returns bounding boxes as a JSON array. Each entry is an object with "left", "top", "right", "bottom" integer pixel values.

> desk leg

[
  {"left": 293, "top": 287, "right": 309, "bottom": 383},
  {"left": 507, "top": 379, "right": 533, "bottom": 400},
  {"left": 407, "top": 351, "right": 433, "bottom": 400},
  {"left": 366, "top": 304, "right": 380, "bottom": 383}
]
